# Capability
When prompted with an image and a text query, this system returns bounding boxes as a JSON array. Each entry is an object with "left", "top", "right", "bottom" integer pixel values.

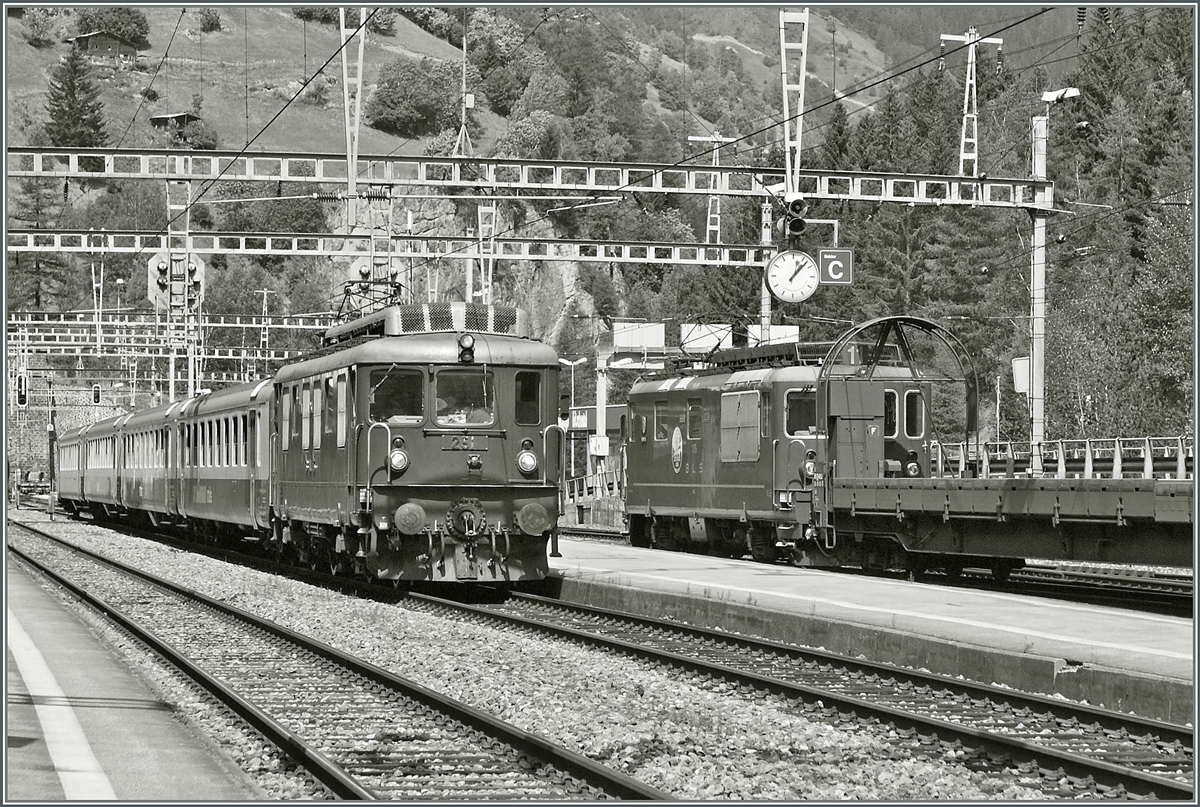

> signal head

[{"left": 785, "top": 193, "right": 808, "bottom": 218}]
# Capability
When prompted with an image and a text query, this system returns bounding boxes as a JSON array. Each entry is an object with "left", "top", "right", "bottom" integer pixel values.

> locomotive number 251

[{"left": 444, "top": 435, "right": 480, "bottom": 451}]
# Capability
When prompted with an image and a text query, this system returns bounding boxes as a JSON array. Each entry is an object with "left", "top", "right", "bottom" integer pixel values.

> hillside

[{"left": 6, "top": 6, "right": 899, "bottom": 156}]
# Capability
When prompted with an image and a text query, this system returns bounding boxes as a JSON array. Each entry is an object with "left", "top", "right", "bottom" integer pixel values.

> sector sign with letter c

[{"left": 819, "top": 249, "right": 854, "bottom": 285}]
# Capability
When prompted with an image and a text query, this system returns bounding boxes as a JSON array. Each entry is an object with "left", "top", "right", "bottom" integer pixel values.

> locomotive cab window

[
  {"left": 370, "top": 368, "right": 424, "bottom": 424},
  {"left": 653, "top": 400, "right": 670, "bottom": 440},
  {"left": 514, "top": 371, "right": 541, "bottom": 425},
  {"left": 785, "top": 389, "right": 817, "bottom": 436},
  {"left": 686, "top": 398, "right": 702, "bottom": 439},
  {"left": 904, "top": 389, "right": 924, "bottom": 438},
  {"left": 435, "top": 368, "right": 495, "bottom": 426}
]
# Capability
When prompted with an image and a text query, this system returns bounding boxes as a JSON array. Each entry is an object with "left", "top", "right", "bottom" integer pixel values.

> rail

[{"left": 931, "top": 436, "right": 1194, "bottom": 480}]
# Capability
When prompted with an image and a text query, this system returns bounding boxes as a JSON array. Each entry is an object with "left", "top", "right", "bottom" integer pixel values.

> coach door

[{"left": 165, "top": 402, "right": 183, "bottom": 518}]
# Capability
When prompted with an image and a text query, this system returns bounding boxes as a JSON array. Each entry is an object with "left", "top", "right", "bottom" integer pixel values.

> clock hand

[{"left": 788, "top": 265, "right": 802, "bottom": 281}]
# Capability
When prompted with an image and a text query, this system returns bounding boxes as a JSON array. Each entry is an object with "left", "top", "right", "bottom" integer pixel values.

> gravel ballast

[{"left": 10, "top": 510, "right": 1047, "bottom": 800}]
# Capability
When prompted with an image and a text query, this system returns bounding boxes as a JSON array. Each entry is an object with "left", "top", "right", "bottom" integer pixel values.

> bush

[
  {"left": 366, "top": 8, "right": 395, "bottom": 36},
  {"left": 291, "top": 7, "right": 338, "bottom": 25},
  {"left": 365, "top": 56, "right": 468, "bottom": 138},
  {"left": 140, "top": 86, "right": 159, "bottom": 102},
  {"left": 198, "top": 8, "right": 222, "bottom": 33},
  {"left": 291, "top": 7, "right": 392, "bottom": 35}
]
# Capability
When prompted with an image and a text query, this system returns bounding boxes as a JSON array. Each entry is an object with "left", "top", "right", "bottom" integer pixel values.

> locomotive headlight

[
  {"left": 905, "top": 451, "right": 921, "bottom": 477},
  {"left": 803, "top": 450, "right": 817, "bottom": 479},
  {"left": 389, "top": 448, "right": 410, "bottom": 472},
  {"left": 458, "top": 332, "right": 476, "bottom": 363},
  {"left": 516, "top": 450, "right": 539, "bottom": 474}
]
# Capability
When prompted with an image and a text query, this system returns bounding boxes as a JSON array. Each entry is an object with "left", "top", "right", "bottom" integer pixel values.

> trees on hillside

[
  {"left": 7, "top": 178, "right": 76, "bottom": 312},
  {"left": 74, "top": 7, "right": 150, "bottom": 48}
]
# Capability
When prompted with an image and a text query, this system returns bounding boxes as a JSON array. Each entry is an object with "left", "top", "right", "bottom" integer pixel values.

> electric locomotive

[
  {"left": 57, "top": 302, "right": 564, "bottom": 584},
  {"left": 282, "top": 302, "right": 562, "bottom": 581},
  {"left": 624, "top": 316, "right": 1193, "bottom": 577}
]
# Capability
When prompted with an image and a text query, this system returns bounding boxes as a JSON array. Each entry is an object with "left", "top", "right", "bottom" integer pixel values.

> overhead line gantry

[{"left": 7, "top": 147, "right": 1052, "bottom": 211}]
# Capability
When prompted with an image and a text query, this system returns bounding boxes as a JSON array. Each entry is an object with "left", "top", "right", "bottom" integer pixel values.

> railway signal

[
  {"left": 16, "top": 373, "right": 28, "bottom": 408},
  {"left": 186, "top": 256, "right": 205, "bottom": 308},
  {"left": 777, "top": 193, "right": 809, "bottom": 244},
  {"left": 146, "top": 252, "right": 205, "bottom": 309},
  {"left": 91, "top": 384, "right": 101, "bottom": 404}
]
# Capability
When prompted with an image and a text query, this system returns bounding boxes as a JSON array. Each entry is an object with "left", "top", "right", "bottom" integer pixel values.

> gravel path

[{"left": 11, "top": 510, "right": 1047, "bottom": 800}]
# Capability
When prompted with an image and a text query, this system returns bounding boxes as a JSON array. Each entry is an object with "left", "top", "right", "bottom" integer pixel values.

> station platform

[
  {"left": 6, "top": 557, "right": 262, "bottom": 801},
  {"left": 547, "top": 539, "right": 1195, "bottom": 725}
]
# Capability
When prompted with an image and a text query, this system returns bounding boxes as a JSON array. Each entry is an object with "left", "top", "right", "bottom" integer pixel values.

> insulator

[{"left": 1077, "top": 7, "right": 1086, "bottom": 34}]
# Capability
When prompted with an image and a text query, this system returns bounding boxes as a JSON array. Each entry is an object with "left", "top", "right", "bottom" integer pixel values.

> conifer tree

[
  {"left": 7, "top": 178, "right": 75, "bottom": 311},
  {"left": 44, "top": 46, "right": 107, "bottom": 148}
]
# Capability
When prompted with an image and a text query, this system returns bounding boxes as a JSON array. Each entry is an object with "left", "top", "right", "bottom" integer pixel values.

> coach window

[
  {"left": 653, "top": 400, "right": 669, "bottom": 440},
  {"left": 883, "top": 390, "right": 898, "bottom": 439},
  {"left": 786, "top": 389, "right": 817, "bottom": 436},
  {"left": 370, "top": 368, "right": 424, "bottom": 424},
  {"left": 312, "top": 381, "right": 323, "bottom": 450},
  {"left": 302, "top": 384, "right": 312, "bottom": 451},
  {"left": 515, "top": 371, "right": 541, "bottom": 425},
  {"left": 686, "top": 397, "right": 702, "bottom": 439},
  {"left": 324, "top": 375, "right": 336, "bottom": 435},
  {"left": 282, "top": 388, "right": 292, "bottom": 451},
  {"left": 904, "top": 389, "right": 924, "bottom": 438},
  {"left": 336, "top": 372, "right": 348, "bottom": 447}
]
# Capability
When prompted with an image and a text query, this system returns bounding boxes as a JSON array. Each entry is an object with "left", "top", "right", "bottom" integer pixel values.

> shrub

[
  {"left": 366, "top": 8, "right": 395, "bottom": 36},
  {"left": 198, "top": 8, "right": 222, "bottom": 33}
]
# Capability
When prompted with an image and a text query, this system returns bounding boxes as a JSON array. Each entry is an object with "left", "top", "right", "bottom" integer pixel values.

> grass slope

[{"left": 7, "top": 6, "right": 465, "bottom": 155}]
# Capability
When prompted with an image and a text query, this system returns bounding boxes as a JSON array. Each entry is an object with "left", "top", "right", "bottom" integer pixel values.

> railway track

[
  {"left": 404, "top": 590, "right": 1194, "bottom": 800},
  {"left": 7, "top": 523, "right": 670, "bottom": 801},
  {"left": 11, "top": 508, "right": 1193, "bottom": 798},
  {"left": 559, "top": 525, "right": 1194, "bottom": 615}
]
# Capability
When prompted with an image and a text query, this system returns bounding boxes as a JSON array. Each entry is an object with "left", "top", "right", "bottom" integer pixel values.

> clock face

[{"left": 765, "top": 250, "right": 820, "bottom": 303}]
